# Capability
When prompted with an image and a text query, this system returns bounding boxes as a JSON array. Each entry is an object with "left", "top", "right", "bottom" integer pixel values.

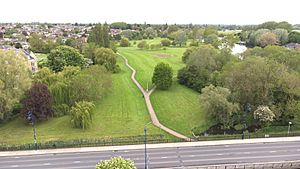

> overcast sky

[{"left": 0, "top": 0, "right": 299, "bottom": 25}]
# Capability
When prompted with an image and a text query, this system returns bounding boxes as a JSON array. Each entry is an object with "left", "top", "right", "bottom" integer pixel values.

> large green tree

[
  {"left": 200, "top": 85, "right": 239, "bottom": 129},
  {"left": 152, "top": 62, "right": 173, "bottom": 90},
  {"left": 88, "top": 23, "right": 110, "bottom": 48},
  {"left": 94, "top": 47, "right": 118, "bottom": 72},
  {"left": 47, "top": 46, "right": 85, "bottom": 72},
  {"left": 0, "top": 50, "right": 32, "bottom": 121}
]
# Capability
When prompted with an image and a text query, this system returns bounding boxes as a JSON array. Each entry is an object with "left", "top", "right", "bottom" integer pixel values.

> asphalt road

[{"left": 1, "top": 141, "right": 300, "bottom": 169}]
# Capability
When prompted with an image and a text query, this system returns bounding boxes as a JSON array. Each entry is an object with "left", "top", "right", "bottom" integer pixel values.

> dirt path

[{"left": 119, "top": 53, "right": 191, "bottom": 141}]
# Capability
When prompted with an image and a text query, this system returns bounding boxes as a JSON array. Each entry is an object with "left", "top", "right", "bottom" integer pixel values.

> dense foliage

[
  {"left": 0, "top": 50, "right": 32, "bottom": 121},
  {"left": 152, "top": 62, "right": 173, "bottom": 90},
  {"left": 96, "top": 157, "right": 136, "bottom": 169},
  {"left": 47, "top": 46, "right": 85, "bottom": 72},
  {"left": 22, "top": 83, "right": 53, "bottom": 121},
  {"left": 94, "top": 47, "right": 119, "bottom": 72},
  {"left": 70, "top": 101, "right": 95, "bottom": 129}
]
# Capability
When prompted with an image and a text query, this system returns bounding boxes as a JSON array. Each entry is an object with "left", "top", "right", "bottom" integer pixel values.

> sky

[{"left": 0, "top": 0, "right": 299, "bottom": 25}]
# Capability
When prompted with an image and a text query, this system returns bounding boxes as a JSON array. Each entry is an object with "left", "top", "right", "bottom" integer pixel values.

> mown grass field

[
  {"left": 118, "top": 46, "right": 206, "bottom": 137},
  {"left": 0, "top": 56, "right": 168, "bottom": 145}
]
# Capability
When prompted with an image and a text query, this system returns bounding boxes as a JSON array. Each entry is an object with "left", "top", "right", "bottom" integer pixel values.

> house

[{"left": 0, "top": 45, "right": 38, "bottom": 73}]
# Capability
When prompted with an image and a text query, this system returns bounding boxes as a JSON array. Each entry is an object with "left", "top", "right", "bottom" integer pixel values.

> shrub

[
  {"left": 70, "top": 101, "right": 95, "bottom": 129},
  {"left": 96, "top": 157, "right": 136, "bottom": 169},
  {"left": 137, "top": 41, "right": 149, "bottom": 49},
  {"left": 120, "top": 37, "right": 130, "bottom": 47},
  {"left": 161, "top": 39, "right": 171, "bottom": 47}
]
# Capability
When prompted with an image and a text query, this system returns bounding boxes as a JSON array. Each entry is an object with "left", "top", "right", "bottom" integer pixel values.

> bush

[
  {"left": 94, "top": 47, "right": 118, "bottom": 72},
  {"left": 161, "top": 39, "right": 171, "bottom": 47},
  {"left": 150, "top": 43, "right": 161, "bottom": 50},
  {"left": 137, "top": 41, "right": 149, "bottom": 49},
  {"left": 120, "top": 37, "right": 130, "bottom": 47},
  {"left": 189, "top": 40, "right": 199, "bottom": 47},
  {"left": 53, "top": 104, "right": 70, "bottom": 117},
  {"left": 152, "top": 62, "right": 173, "bottom": 90},
  {"left": 70, "top": 101, "right": 95, "bottom": 129},
  {"left": 96, "top": 157, "right": 136, "bottom": 169}
]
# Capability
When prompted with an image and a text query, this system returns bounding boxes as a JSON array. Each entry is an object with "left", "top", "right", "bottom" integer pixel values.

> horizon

[{"left": 0, "top": 0, "right": 299, "bottom": 25}]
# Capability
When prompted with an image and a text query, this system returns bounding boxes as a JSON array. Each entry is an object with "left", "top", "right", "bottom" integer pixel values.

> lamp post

[
  {"left": 144, "top": 122, "right": 151, "bottom": 169},
  {"left": 288, "top": 121, "right": 292, "bottom": 135},
  {"left": 27, "top": 111, "right": 37, "bottom": 150},
  {"left": 242, "top": 103, "right": 251, "bottom": 139}
]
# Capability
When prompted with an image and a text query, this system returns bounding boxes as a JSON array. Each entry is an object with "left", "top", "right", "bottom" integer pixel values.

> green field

[
  {"left": 0, "top": 56, "right": 167, "bottom": 145},
  {"left": 118, "top": 47, "right": 206, "bottom": 137}
]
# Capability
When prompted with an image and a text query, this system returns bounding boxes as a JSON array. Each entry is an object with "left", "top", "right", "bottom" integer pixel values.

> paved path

[
  {"left": 1, "top": 138, "right": 300, "bottom": 169},
  {"left": 118, "top": 53, "right": 190, "bottom": 141}
]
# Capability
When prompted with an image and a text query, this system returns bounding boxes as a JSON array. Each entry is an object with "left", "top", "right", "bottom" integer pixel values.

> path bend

[{"left": 119, "top": 53, "right": 191, "bottom": 141}]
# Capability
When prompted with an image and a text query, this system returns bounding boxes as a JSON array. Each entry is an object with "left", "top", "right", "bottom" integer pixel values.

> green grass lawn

[
  {"left": 118, "top": 46, "right": 206, "bottom": 137},
  {"left": 0, "top": 56, "right": 167, "bottom": 145}
]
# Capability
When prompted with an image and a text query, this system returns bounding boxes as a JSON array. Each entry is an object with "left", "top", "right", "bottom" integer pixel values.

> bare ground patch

[{"left": 154, "top": 54, "right": 175, "bottom": 58}]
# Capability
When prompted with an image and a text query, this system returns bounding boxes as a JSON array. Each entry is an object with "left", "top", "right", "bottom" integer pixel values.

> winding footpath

[{"left": 119, "top": 53, "right": 191, "bottom": 141}]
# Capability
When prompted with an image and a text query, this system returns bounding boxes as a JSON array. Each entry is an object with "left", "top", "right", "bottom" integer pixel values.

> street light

[
  {"left": 26, "top": 111, "right": 37, "bottom": 150},
  {"left": 288, "top": 121, "right": 292, "bottom": 135},
  {"left": 144, "top": 122, "right": 152, "bottom": 169}
]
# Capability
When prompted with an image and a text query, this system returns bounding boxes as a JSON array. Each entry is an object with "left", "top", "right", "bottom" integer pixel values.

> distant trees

[
  {"left": 22, "top": 83, "right": 53, "bottom": 121},
  {"left": 257, "top": 32, "right": 278, "bottom": 47},
  {"left": 88, "top": 23, "right": 110, "bottom": 48},
  {"left": 96, "top": 157, "right": 136, "bottom": 169},
  {"left": 70, "top": 101, "right": 95, "bottom": 129},
  {"left": 152, "top": 62, "right": 173, "bottom": 90},
  {"left": 94, "top": 48, "right": 119, "bottom": 72},
  {"left": 29, "top": 33, "right": 59, "bottom": 53},
  {"left": 47, "top": 46, "right": 85, "bottom": 72},
  {"left": 0, "top": 50, "right": 32, "bottom": 121},
  {"left": 120, "top": 37, "right": 130, "bottom": 47},
  {"left": 110, "top": 22, "right": 129, "bottom": 30}
]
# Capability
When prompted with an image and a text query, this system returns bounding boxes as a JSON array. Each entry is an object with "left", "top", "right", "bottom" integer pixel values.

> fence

[
  {"left": 174, "top": 160, "right": 300, "bottom": 169},
  {"left": 195, "top": 131, "right": 300, "bottom": 141},
  {"left": 0, "top": 134, "right": 186, "bottom": 151}
]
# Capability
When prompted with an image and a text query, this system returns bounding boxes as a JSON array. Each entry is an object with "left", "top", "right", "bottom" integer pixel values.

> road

[{"left": 1, "top": 141, "right": 300, "bottom": 169}]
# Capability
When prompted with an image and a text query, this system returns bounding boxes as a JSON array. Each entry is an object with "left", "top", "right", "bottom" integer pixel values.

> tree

[
  {"left": 161, "top": 39, "right": 171, "bottom": 47},
  {"left": 204, "top": 34, "right": 220, "bottom": 48},
  {"left": 22, "top": 83, "right": 53, "bottom": 121},
  {"left": 28, "top": 33, "right": 58, "bottom": 53},
  {"left": 83, "top": 43, "right": 97, "bottom": 64},
  {"left": 257, "top": 32, "right": 278, "bottom": 47},
  {"left": 182, "top": 47, "right": 197, "bottom": 63},
  {"left": 110, "top": 22, "right": 128, "bottom": 30},
  {"left": 47, "top": 45, "right": 85, "bottom": 72},
  {"left": 222, "top": 34, "right": 240, "bottom": 48},
  {"left": 173, "top": 31, "right": 187, "bottom": 47},
  {"left": 96, "top": 157, "right": 136, "bottom": 169},
  {"left": 272, "top": 28, "right": 288, "bottom": 45},
  {"left": 288, "top": 31, "right": 300, "bottom": 43},
  {"left": 0, "top": 50, "right": 32, "bottom": 121},
  {"left": 69, "top": 65, "right": 112, "bottom": 104},
  {"left": 200, "top": 85, "right": 239, "bottom": 129},
  {"left": 143, "top": 27, "right": 157, "bottom": 39},
  {"left": 120, "top": 37, "right": 130, "bottom": 47},
  {"left": 152, "top": 62, "right": 173, "bottom": 90},
  {"left": 70, "top": 101, "right": 95, "bottom": 129},
  {"left": 254, "top": 106, "right": 275, "bottom": 126},
  {"left": 94, "top": 47, "right": 118, "bottom": 72},
  {"left": 222, "top": 57, "right": 287, "bottom": 107},
  {"left": 88, "top": 24, "right": 110, "bottom": 48}
]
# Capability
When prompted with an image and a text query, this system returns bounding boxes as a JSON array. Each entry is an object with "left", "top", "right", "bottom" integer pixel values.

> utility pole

[{"left": 27, "top": 111, "right": 37, "bottom": 150}]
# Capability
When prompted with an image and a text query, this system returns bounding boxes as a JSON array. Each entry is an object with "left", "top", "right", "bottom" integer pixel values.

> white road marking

[
  {"left": 43, "top": 163, "right": 51, "bottom": 165},
  {"left": 73, "top": 161, "right": 81, "bottom": 163},
  {"left": 10, "top": 165, "right": 19, "bottom": 167},
  {"left": 270, "top": 151, "right": 277, "bottom": 153},
  {"left": 161, "top": 156, "right": 168, "bottom": 159}
]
